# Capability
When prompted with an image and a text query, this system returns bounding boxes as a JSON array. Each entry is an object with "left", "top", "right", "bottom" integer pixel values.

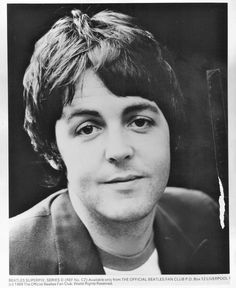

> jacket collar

[
  {"left": 50, "top": 191, "right": 208, "bottom": 274},
  {"left": 51, "top": 191, "right": 105, "bottom": 274}
]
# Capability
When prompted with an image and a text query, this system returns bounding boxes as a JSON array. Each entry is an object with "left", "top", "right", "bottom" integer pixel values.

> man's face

[{"left": 55, "top": 70, "right": 170, "bottom": 222}]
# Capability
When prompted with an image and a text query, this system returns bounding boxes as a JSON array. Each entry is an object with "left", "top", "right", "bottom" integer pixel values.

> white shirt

[{"left": 103, "top": 249, "right": 161, "bottom": 275}]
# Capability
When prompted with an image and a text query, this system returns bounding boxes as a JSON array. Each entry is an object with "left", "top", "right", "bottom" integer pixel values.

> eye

[
  {"left": 129, "top": 117, "right": 154, "bottom": 130},
  {"left": 75, "top": 123, "right": 101, "bottom": 136}
]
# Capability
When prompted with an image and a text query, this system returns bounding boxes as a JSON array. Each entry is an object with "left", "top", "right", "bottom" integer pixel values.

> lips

[{"left": 103, "top": 174, "right": 144, "bottom": 184}]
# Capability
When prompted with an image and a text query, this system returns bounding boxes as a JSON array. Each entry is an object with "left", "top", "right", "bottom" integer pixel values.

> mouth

[{"left": 103, "top": 175, "right": 144, "bottom": 184}]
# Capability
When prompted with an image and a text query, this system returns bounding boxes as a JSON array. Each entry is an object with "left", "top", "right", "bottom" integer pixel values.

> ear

[{"left": 48, "top": 159, "right": 60, "bottom": 170}]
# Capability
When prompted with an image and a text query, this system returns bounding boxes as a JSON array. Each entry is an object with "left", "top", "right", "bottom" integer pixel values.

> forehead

[{"left": 62, "top": 70, "right": 161, "bottom": 118}]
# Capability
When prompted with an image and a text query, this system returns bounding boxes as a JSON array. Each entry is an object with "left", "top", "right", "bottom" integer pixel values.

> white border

[{"left": 1, "top": 1, "right": 235, "bottom": 287}]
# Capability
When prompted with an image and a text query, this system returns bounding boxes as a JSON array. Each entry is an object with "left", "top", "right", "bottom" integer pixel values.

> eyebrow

[
  {"left": 66, "top": 109, "right": 100, "bottom": 121},
  {"left": 122, "top": 103, "right": 159, "bottom": 116},
  {"left": 66, "top": 102, "right": 159, "bottom": 122}
]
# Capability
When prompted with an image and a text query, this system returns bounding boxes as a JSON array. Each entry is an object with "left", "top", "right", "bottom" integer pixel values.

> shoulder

[
  {"left": 158, "top": 187, "right": 221, "bottom": 243},
  {"left": 162, "top": 186, "right": 217, "bottom": 202},
  {"left": 9, "top": 189, "right": 66, "bottom": 275},
  {"left": 156, "top": 187, "right": 229, "bottom": 274},
  {"left": 160, "top": 186, "right": 218, "bottom": 214},
  {"left": 10, "top": 189, "right": 65, "bottom": 240}
]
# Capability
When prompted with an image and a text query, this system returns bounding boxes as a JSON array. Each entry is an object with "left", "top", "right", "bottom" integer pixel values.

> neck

[{"left": 69, "top": 192, "right": 156, "bottom": 256}]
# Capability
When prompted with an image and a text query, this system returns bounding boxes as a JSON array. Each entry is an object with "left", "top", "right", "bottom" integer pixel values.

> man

[{"left": 10, "top": 9, "right": 228, "bottom": 275}]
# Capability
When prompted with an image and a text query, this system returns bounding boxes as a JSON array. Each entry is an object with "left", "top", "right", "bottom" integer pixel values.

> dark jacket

[{"left": 9, "top": 187, "right": 229, "bottom": 275}]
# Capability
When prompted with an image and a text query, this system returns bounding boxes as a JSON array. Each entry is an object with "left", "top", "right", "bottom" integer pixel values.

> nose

[{"left": 105, "top": 129, "right": 134, "bottom": 164}]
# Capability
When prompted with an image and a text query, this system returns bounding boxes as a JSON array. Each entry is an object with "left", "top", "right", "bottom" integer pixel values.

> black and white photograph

[{"left": 2, "top": 0, "right": 236, "bottom": 285}]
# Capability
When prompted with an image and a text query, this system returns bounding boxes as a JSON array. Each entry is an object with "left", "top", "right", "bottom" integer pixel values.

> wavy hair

[{"left": 23, "top": 9, "right": 184, "bottom": 174}]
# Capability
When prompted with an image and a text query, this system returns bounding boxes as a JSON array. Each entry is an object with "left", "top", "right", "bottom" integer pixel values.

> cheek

[
  {"left": 67, "top": 161, "right": 95, "bottom": 201},
  {"left": 142, "top": 130, "right": 170, "bottom": 167},
  {"left": 153, "top": 152, "right": 170, "bottom": 181},
  {"left": 65, "top": 152, "right": 96, "bottom": 182},
  {"left": 140, "top": 130, "right": 170, "bottom": 184},
  {"left": 58, "top": 147, "right": 95, "bottom": 192},
  {"left": 59, "top": 139, "right": 101, "bottom": 173},
  {"left": 155, "top": 143, "right": 170, "bottom": 180}
]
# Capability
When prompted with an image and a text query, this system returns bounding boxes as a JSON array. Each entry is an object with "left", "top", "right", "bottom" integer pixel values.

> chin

[{"left": 97, "top": 203, "right": 156, "bottom": 223}]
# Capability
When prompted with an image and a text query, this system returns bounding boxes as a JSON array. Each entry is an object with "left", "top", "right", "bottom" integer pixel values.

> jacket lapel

[
  {"left": 50, "top": 192, "right": 105, "bottom": 274},
  {"left": 50, "top": 190, "right": 210, "bottom": 275}
]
